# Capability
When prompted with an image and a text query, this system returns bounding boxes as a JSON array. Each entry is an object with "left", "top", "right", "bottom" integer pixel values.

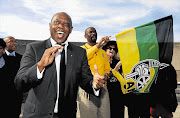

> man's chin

[
  {"left": 56, "top": 38, "right": 66, "bottom": 44},
  {"left": 12, "top": 48, "right": 17, "bottom": 51},
  {"left": 91, "top": 39, "right": 97, "bottom": 43}
]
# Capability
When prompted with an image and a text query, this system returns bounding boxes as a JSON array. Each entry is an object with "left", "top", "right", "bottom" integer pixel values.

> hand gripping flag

[{"left": 112, "top": 15, "right": 174, "bottom": 94}]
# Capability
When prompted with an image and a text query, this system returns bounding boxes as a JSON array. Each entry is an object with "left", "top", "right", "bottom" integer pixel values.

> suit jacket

[
  {"left": 15, "top": 39, "right": 94, "bottom": 118},
  {"left": 2, "top": 52, "right": 22, "bottom": 118}
]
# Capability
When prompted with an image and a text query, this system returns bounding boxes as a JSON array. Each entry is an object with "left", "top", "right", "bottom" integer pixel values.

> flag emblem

[{"left": 125, "top": 59, "right": 169, "bottom": 91}]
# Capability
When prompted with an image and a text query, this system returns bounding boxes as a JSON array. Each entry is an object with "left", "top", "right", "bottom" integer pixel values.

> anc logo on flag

[
  {"left": 125, "top": 59, "right": 169, "bottom": 92},
  {"left": 113, "top": 15, "right": 173, "bottom": 94}
]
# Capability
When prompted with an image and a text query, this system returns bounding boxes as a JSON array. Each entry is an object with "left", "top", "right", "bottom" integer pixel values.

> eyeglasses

[
  {"left": 107, "top": 47, "right": 116, "bottom": 51},
  {"left": 52, "top": 20, "right": 70, "bottom": 28},
  {"left": 7, "top": 40, "right": 18, "bottom": 44}
]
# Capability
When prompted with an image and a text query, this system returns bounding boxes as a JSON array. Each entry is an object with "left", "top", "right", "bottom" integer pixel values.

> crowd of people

[{"left": 0, "top": 12, "right": 178, "bottom": 118}]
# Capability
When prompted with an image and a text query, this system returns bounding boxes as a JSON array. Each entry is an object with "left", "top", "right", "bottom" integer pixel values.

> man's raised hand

[
  {"left": 93, "top": 64, "right": 106, "bottom": 90},
  {"left": 37, "top": 46, "right": 64, "bottom": 72}
]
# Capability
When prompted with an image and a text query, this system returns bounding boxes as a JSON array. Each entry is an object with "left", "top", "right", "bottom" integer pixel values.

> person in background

[
  {"left": 3, "top": 36, "right": 22, "bottom": 58},
  {"left": 0, "top": 38, "right": 22, "bottom": 118},
  {"left": 102, "top": 41, "right": 126, "bottom": 118},
  {"left": 14, "top": 12, "right": 106, "bottom": 118},
  {"left": 150, "top": 64, "right": 178, "bottom": 118},
  {"left": 4, "top": 36, "right": 29, "bottom": 115},
  {"left": 77, "top": 27, "right": 110, "bottom": 118}
]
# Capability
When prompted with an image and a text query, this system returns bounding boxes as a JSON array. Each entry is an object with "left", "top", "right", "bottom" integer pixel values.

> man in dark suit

[
  {"left": 15, "top": 12, "right": 105, "bottom": 118},
  {"left": 3, "top": 36, "right": 23, "bottom": 118}
]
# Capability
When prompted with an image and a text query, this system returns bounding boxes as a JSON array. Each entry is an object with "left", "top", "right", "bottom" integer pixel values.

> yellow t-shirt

[{"left": 81, "top": 43, "right": 110, "bottom": 76}]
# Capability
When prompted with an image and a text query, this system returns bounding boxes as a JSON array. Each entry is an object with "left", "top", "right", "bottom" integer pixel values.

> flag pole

[
  {"left": 109, "top": 35, "right": 115, "bottom": 40},
  {"left": 99, "top": 35, "right": 116, "bottom": 45}
]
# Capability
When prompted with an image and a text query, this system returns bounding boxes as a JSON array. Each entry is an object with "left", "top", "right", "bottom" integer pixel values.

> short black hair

[{"left": 0, "top": 39, "right": 6, "bottom": 49}]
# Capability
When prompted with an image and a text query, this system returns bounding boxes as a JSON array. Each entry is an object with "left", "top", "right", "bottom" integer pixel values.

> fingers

[
  {"left": 101, "top": 36, "right": 110, "bottom": 46},
  {"left": 93, "top": 64, "right": 106, "bottom": 89},
  {"left": 101, "top": 36, "right": 109, "bottom": 42},
  {"left": 93, "top": 76, "right": 105, "bottom": 89},
  {"left": 50, "top": 45, "right": 64, "bottom": 55},
  {"left": 94, "top": 64, "right": 105, "bottom": 86},
  {"left": 104, "top": 72, "right": 113, "bottom": 81},
  {"left": 93, "top": 81, "right": 100, "bottom": 90},
  {"left": 97, "top": 76, "right": 105, "bottom": 85},
  {"left": 94, "top": 64, "right": 99, "bottom": 74},
  {"left": 44, "top": 46, "right": 63, "bottom": 58},
  {"left": 50, "top": 46, "right": 61, "bottom": 57},
  {"left": 104, "top": 73, "right": 110, "bottom": 81},
  {"left": 97, "top": 36, "right": 110, "bottom": 48},
  {"left": 39, "top": 46, "right": 64, "bottom": 68},
  {"left": 47, "top": 46, "right": 64, "bottom": 63}
]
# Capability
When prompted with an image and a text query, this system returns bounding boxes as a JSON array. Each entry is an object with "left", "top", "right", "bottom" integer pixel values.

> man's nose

[
  {"left": 58, "top": 22, "right": 67, "bottom": 28},
  {"left": 57, "top": 23, "right": 63, "bottom": 28}
]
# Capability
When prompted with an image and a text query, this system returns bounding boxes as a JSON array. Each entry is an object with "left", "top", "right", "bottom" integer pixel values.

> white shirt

[
  {"left": 5, "top": 50, "right": 16, "bottom": 56},
  {"left": 37, "top": 38, "right": 99, "bottom": 113}
]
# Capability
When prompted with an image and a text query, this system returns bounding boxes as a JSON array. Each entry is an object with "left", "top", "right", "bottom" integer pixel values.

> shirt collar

[
  {"left": 5, "top": 50, "right": 15, "bottom": 56},
  {"left": 50, "top": 38, "right": 68, "bottom": 65},
  {"left": 85, "top": 43, "right": 94, "bottom": 49},
  {"left": 50, "top": 38, "right": 68, "bottom": 47}
]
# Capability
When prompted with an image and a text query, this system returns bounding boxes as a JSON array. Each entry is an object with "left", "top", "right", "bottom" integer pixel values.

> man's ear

[
  {"left": 49, "top": 23, "right": 51, "bottom": 30},
  {"left": 84, "top": 34, "right": 87, "bottom": 39},
  {"left": 70, "top": 26, "right": 73, "bottom": 34}
]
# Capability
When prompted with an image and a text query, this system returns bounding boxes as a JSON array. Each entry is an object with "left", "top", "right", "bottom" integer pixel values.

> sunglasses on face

[{"left": 107, "top": 47, "right": 116, "bottom": 51}]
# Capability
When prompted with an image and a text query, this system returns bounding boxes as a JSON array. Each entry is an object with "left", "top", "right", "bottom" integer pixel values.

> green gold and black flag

[{"left": 112, "top": 15, "right": 174, "bottom": 94}]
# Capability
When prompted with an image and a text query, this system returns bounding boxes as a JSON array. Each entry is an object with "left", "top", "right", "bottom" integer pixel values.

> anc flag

[{"left": 112, "top": 15, "right": 173, "bottom": 94}]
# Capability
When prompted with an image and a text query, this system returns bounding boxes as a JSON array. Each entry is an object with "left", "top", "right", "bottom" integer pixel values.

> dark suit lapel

[
  {"left": 45, "top": 39, "right": 58, "bottom": 95},
  {"left": 45, "top": 38, "right": 52, "bottom": 49},
  {"left": 67, "top": 43, "right": 74, "bottom": 66},
  {"left": 64, "top": 43, "right": 74, "bottom": 95}
]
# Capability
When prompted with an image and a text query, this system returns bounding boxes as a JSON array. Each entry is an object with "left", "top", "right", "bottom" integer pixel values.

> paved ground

[{"left": 173, "top": 105, "right": 180, "bottom": 118}]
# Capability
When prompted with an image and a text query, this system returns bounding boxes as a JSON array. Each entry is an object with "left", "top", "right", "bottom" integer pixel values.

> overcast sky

[{"left": 0, "top": 0, "right": 180, "bottom": 42}]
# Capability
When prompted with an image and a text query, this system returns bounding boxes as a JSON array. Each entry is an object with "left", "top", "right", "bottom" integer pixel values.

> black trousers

[{"left": 126, "top": 93, "right": 151, "bottom": 118}]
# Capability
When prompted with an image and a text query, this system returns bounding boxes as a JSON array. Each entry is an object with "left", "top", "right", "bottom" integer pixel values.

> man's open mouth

[{"left": 57, "top": 31, "right": 64, "bottom": 38}]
